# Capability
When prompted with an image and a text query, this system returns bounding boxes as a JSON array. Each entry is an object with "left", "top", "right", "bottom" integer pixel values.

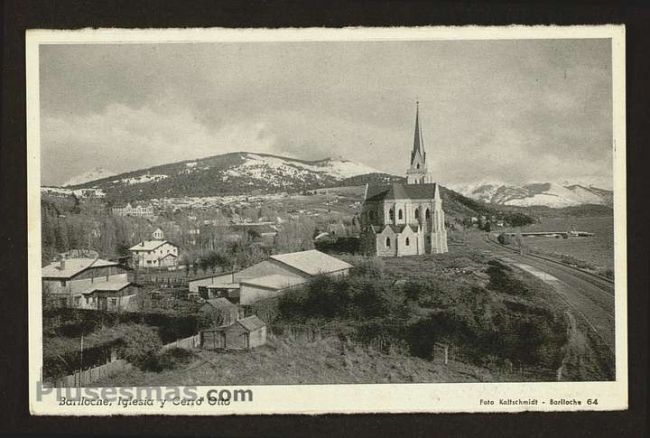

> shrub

[
  {"left": 117, "top": 324, "right": 163, "bottom": 369},
  {"left": 497, "top": 233, "right": 512, "bottom": 245}
]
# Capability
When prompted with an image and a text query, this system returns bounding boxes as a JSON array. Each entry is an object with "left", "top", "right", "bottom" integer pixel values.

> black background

[{"left": 1, "top": 1, "right": 648, "bottom": 436}]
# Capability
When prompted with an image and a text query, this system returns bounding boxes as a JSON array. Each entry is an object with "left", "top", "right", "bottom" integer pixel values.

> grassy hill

[{"left": 92, "top": 334, "right": 519, "bottom": 386}]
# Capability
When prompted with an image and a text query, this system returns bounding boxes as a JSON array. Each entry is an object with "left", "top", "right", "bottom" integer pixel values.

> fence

[
  {"left": 160, "top": 333, "right": 201, "bottom": 352},
  {"left": 54, "top": 359, "right": 131, "bottom": 388}
]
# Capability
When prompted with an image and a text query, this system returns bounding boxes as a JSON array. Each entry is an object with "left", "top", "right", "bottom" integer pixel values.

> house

[
  {"left": 42, "top": 253, "right": 137, "bottom": 311},
  {"left": 152, "top": 227, "right": 164, "bottom": 240},
  {"left": 200, "top": 315, "right": 267, "bottom": 350},
  {"left": 199, "top": 297, "right": 241, "bottom": 328},
  {"left": 129, "top": 229, "right": 179, "bottom": 269},
  {"left": 188, "top": 249, "right": 352, "bottom": 305}
]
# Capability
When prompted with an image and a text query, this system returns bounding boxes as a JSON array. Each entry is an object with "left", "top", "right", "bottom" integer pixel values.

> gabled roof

[
  {"left": 239, "top": 274, "right": 307, "bottom": 290},
  {"left": 365, "top": 183, "right": 439, "bottom": 202},
  {"left": 204, "top": 297, "right": 237, "bottom": 309},
  {"left": 236, "top": 315, "right": 266, "bottom": 332},
  {"left": 82, "top": 279, "right": 132, "bottom": 294},
  {"left": 376, "top": 224, "right": 419, "bottom": 234},
  {"left": 270, "top": 249, "right": 353, "bottom": 276},
  {"left": 42, "top": 258, "right": 118, "bottom": 279},
  {"left": 129, "top": 240, "right": 174, "bottom": 251}
]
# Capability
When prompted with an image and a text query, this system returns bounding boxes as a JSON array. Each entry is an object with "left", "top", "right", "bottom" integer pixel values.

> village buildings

[
  {"left": 129, "top": 228, "right": 179, "bottom": 269},
  {"left": 42, "top": 250, "right": 138, "bottom": 311},
  {"left": 188, "top": 249, "right": 352, "bottom": 305},
  {"left": 359, "top": 103, "right": 449, "bottom": 256},
  {"left": 111, "top": 202, "right": 155, "bottom": 218}
]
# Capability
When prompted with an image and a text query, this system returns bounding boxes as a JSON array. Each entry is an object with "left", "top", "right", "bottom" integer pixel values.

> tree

[{"left": 117, "top": 324, "right": 163, "bottom": 369}]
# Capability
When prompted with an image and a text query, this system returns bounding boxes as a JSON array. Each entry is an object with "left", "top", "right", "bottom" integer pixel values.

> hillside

[
  {"left": 451, "top": 182, "right": 613, "bottom": 208},
  {"left": 70, "top": 152, "right": 386, "bottom": 202},
  {"left": 92, "top": 334, "right": 517, "bottom": 386}
]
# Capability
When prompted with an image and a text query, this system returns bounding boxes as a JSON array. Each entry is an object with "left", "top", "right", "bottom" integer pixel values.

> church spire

[
  {"left": 406, "top": 101, "right": 433, "bottom": 184},
  {"left": 411, "top": 100, "right": 425, "bottom": 164}
]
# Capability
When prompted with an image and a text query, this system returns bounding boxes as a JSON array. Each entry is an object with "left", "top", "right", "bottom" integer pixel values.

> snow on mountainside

[
  {"left": 225, "top": 154, "right": 382, "bottom": 183},
  {"left": 67, "top": 152, "right": 387, "bottom": 200},
  {"left": 63, "top": 167, "right": 116, "bottom": 187},
  {"left": 451, "top": 182, "right": 612, "bottom": 208}
]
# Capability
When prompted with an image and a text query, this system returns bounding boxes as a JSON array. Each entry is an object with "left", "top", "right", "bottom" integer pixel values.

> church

[{"left": 359, "top": 103, "right": 449, "bottom": 256}]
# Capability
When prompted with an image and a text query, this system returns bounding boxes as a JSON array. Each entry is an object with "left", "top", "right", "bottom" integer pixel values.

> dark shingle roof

[{"left": 365, "top": 183, "right": 438, "bottom": 202}]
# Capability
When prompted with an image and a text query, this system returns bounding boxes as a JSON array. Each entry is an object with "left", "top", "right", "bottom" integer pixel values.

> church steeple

[
  {"left": 411, "top": 101, "right": 425, "bottom": 164},
  {"left": 406, "top": 101, "right": 433, "bottom": 184}
]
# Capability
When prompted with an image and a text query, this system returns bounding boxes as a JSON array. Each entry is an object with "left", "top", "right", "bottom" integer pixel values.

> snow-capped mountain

[
  {"left": 66, "top": 152, "right": 390, "bottom": 200},
  {"left": 63, "top": 167, "right": 116, "bottom": 187},
  {"left": 450, "top": 182, "right": 613, "bottom": 208}
]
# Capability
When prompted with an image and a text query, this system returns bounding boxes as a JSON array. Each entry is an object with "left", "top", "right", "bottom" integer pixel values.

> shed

[
  {"left": 199, "top": 297, "right": 240, "bottom": 327},
  {"left": 200, "top": 315, "right": 267, "bottom": 350}
]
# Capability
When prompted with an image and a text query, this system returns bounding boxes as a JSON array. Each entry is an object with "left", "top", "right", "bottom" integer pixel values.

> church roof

[{"left": 365, "top": 183, "right": 439, "bottom": 202}]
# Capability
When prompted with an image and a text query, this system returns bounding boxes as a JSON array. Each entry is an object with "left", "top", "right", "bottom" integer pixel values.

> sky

[{"left": 39, "top": 38, "right": 613, "bottom": 188}]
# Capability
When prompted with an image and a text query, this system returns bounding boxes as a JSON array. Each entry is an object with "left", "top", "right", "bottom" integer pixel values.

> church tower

[{"left": 406, "top": 102, "right": 434, "bottom": 185}]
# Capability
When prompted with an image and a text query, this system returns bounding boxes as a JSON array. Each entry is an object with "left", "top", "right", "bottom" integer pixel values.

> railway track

[
  {"left": 483, "top": 236, "right": 614, "bottom": 295},
  {"left": 475, "top": 235, "right": 616, "bottom": 368}
]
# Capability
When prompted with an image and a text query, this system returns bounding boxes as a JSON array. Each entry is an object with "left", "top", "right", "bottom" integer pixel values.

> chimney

[{"left": 59, "top": 255, "right": 66, "bottom": 270}]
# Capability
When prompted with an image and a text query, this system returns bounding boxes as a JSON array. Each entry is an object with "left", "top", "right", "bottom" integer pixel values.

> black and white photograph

[{"left": 26, "top": 26, "right": 627, "bottom": 415}]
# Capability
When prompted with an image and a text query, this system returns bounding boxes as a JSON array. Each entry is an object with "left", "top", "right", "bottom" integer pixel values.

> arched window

[
  {"left": 415, "top": 207, "right": 420, "bottom": 221},
  {"left": 389, "top": 208, "right": 394, "bottom": 221},
  {"left": 425, "top": 208, "right": 431, "bottom": 220},
  {"left": 416, "top": 163, "right": 420, "bottom": 169},
  {"left": 385, "top": 237, "right": 391, "bottom": 248},
  {"left": 405, "top": 237, "right": 410, "bottom": 246},
  {"left": 398, "top": 209, "right": 403, "bottom": 220}
]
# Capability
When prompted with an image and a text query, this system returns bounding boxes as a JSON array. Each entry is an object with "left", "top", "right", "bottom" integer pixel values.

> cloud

[
  {"left": 39, "top": 39, "right": 614, "bottom": 188},
  {"left": 41, "top": 103, "right": 277, "bottom": 185}
]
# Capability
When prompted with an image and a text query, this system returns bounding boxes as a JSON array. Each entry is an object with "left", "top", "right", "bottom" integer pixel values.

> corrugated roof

[
  {"left": 237, "top": 315, "right": 266, "bottom": 332},
  {"left": 205, "top": 297, "right": 237, "bottom": 309},
  {"left": 129, "top": 240, "right": 172, "bottom": 251},
  {"left": 42, "top": 258, "right": 118, "bottom": 279},
  {"left": 365, "top": 183, "right": 439, "bottom": 202},
  {"left": 270, "top": 249, "right": 353, "bottom": 276},
  {"left": 240, "top": 274, "right": 307, "bottom": 290}
]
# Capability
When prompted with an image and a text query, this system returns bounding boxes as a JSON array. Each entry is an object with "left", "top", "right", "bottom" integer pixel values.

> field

[{"left": 504, "top": 215, "right": 614, "bottom": 271}]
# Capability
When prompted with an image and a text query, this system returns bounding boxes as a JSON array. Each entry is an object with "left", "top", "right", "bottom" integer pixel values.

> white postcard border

[{"left": 27, "top": 25, "right": 627, "bottom": 415}]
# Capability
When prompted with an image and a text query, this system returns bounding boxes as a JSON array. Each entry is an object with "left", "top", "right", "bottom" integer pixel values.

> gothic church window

[
  {"left": 405, "top": 237, "right": 410, "bottom": 246},
  {"left": 385, "top": 237, "right": 391, "bottom": 248},
  {"left": 416, "top": 163, "right": 420, "bottom": 169},
  {"left": 389, "top": 208, "right": 394, "bottom": 221},
  {"left": 425, "top": 208, "right": 431, "bottom": 220},
  {"left": 398, "top": 209, "right": 403, "bottom": 220}
]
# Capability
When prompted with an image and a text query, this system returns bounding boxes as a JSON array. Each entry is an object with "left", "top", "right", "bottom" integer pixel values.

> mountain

[
  {"left": 69, "top": 152, "right": 390, "bottom": 201},
  {"left": 63, "top": 167, "right": 116, "bottom": 187},
  {"left": 451, "top": 182, "right": 613, "bottom": 208}
]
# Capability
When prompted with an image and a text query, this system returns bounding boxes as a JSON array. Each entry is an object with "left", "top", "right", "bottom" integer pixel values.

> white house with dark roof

[
  {"left": 129, "top": 229, "right": 179, "bottom": 269},
  {"left": 359, "top": 102, "right": 448, "bottom": 256},
  {"left": 42, "top": 255, "right": 137, "bottom": 311},
  {"left": 188, "top": 249, "right": 352, "bottom": 305}
]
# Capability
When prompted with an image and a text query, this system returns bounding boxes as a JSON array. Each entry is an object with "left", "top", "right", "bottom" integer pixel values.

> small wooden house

[
  {"left": 200, "top": 315, "right": 267, "bottom": 350},
  {"left": 199, "top": 297, "right": 240, "bottom": 328}
]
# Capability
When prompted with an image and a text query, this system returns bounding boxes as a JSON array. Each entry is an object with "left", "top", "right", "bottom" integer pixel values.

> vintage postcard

[{"left": 27, "top": 25, "right": 627, "bottom": 415}]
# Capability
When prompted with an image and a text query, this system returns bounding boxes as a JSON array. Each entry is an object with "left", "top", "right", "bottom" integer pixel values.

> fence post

[{"left": 444, "top": 345, "right": 448, "bottom": 365}]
